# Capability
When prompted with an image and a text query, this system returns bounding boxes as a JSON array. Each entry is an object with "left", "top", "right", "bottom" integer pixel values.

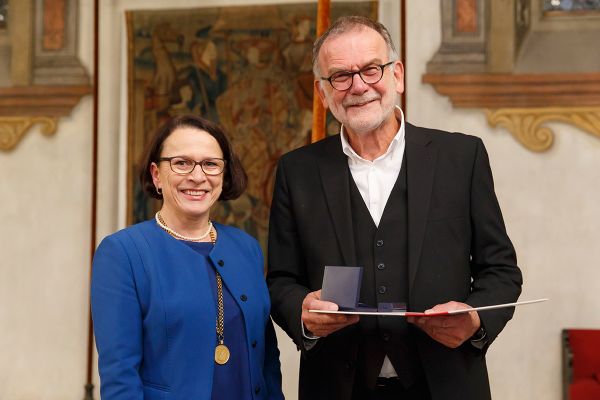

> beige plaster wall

[
  {"left": 1, "top": 1, "right": 598, "bottom": 399},
  {"left": 408, "top": 3, "right": 600, "bottom": 400},
  {"left": 0, "top": 3, "right": 94, "bottom": 399}
]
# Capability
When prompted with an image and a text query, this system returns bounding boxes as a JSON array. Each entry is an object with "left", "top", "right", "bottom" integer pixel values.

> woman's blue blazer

[{"left": 91, "top": 220, "right": 284, "bottom": 399}]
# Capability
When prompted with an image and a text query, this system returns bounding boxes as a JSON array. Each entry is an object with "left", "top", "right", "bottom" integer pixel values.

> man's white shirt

[
  {"left": 341, "top": 106, "right": 405, "bottom": 378},
  {"left": 301, "top": 106, "right": 405, "bottom": 378}
]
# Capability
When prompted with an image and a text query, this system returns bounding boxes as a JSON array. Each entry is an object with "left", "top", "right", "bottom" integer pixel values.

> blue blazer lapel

[
  {"left": 135, "top": 221, "right": 216, "bottom": 313},
  {"left": 207, "top": 224, "right": 268, "bottom": 350},
  {"left": 208, "top": 226, "right": 261, "bottom": 306},
  {"left": 406, "top": 124, "right": 437, "bottom": 292},
  {"left": 316, "top": 136, "right": 357, "bottom": 267}
]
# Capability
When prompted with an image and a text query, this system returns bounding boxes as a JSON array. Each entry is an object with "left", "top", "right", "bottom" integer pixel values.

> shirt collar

[{"left": 340, "top": 105, "right": 405, "bottom": 163}]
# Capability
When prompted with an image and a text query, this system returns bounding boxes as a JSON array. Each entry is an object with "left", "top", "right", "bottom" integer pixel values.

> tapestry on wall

[{"left": 126, "top": 2, "right": 377, "bottom": 250}]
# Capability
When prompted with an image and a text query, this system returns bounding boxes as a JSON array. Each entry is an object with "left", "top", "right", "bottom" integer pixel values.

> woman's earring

[{"left": 156, "top": 187, "right": 162, "bottom": 195}]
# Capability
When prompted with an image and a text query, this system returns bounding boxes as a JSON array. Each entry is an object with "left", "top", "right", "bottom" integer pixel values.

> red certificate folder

[{"left": 309, "top": 298, "right": 548, "bottom": 316}]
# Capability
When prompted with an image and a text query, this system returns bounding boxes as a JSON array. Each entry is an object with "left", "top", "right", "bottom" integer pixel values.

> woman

[{"left": 91, "top": 115, "right": 284, "bottom": 399}]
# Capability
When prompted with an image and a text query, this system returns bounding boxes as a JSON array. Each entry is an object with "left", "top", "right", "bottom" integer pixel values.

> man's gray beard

[{"left": 342, "top": 102, "right": 396, "bottom": 136}]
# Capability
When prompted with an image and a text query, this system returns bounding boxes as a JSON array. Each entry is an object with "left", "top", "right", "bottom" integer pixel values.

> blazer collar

[
  {"left": 315, "top": 125, "right": 437, "bottom": 292},
  {"left": 141, "top": 220, "right": 255, "bottom": 297},
  {"left": 405, "top": 123, "right": 437, "bottom": 291},
  {"left": 316, "top": 136, "right": 357, "bottom": 267}
]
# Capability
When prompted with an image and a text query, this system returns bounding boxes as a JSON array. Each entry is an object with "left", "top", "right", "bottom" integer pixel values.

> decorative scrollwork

[
  {"left": 0, "top": 117, "right": 58, "bottom": 151},
  {"left": 486, "top": 107, "right": 600, "bottom": 152}
]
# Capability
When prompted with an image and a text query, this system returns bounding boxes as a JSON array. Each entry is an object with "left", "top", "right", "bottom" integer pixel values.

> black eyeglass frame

[
  {"left": 320, "top": 61, "right": 396, "bottom": 91},
  {"left": 158, "top": 156, "right": 227, "bottom": 176}
]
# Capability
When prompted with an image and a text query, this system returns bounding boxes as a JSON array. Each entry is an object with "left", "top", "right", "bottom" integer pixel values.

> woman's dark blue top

[{"left": 183, "top": 241, "right": 252, "bottom": 400}]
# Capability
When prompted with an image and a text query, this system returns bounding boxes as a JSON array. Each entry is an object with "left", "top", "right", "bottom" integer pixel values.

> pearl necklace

[{"left": 155, "top": 211, "right": 213, "bottom": 242}]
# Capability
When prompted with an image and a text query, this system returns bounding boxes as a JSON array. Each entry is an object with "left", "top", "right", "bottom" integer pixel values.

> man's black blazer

[{"left": 267, "top": 122, "right": 523, "bottom": 400}]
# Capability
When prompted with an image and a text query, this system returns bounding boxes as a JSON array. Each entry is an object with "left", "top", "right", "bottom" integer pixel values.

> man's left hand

[{"left": 407, "top": 301, "right": 480, "bottom": 348}]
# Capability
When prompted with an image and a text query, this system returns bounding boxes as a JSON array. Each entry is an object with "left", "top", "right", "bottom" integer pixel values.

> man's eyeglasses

[
  {"left": 158, "top": 157, "right": 226, "bottom": 175},
  {"left": 320, "top": 61, "right": 395, "bottom": 91}
]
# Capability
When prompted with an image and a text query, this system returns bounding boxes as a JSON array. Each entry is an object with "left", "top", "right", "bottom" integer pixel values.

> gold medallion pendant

[
  {"left": 155, "top": 218, "right": 230, "bottom": 365},
  {"left": 215, "top": 344, "right": 230, "bottom": 365}
]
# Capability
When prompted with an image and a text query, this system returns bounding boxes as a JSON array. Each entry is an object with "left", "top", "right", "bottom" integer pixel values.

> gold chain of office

[{"left": 155, "top": 211, "right": 230, "bottom": 365}]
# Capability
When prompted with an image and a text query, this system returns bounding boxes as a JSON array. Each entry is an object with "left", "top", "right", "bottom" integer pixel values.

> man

[{"left": 267, "top": 16, "right": 522, "bottom": 400}]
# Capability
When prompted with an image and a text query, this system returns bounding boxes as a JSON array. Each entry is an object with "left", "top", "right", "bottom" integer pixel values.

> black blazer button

[
  {"left": 240, "top": 294, "right": 248, "bottom": 302},
  {"left": 378, "top": 285, "right": 387, "bottom": 294},
  {"left": 255, "top": 386, "right": 261, "bottom": 394},
  {"left": 376, "top": 239, "right": 384, "bottom": 247},
  {"left": 252, "top": 340, "right": 257, "bottom": 348},
  {"left": 377, "top": 263, "right": 386, "bottom": 270},
  {"left": 217, "top": 259, "right": 224, "bottom": 267}
]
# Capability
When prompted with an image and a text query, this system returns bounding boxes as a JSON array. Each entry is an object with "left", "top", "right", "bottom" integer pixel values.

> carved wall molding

[
  {"left": 422, "top": 73, "right": 600, "bottom": 108},
  {"left": 0, "top": 0, "right": 91, "bottom": 151},
  {"left": 0, "top": 85, "right": 90, "bottom": 150},
  {"left": 486, "top": 107, "right": 600, "bottom": 152},
  {"left": 0, "top": 85, "right": 92, "bottom": 116},
  {"left": 423, "top": 0, "right": 600, "bottom": 152},
  {"left": 0, "top": 116, "right": 58, "bottom": 151}
]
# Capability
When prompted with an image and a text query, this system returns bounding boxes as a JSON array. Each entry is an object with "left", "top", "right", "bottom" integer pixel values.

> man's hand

[
  {"left": 407, "top": 301, "right": 480, "bottom": 348},
  {"left": 301, "top": 290, "right": 359, "bottom": 337}
]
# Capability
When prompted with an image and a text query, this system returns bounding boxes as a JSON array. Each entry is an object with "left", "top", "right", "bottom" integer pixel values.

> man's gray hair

[{"left": 312, "top": 16, "right": 398, "bottom": 78}]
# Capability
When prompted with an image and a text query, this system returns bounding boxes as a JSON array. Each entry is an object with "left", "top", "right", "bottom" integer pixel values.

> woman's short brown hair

[{"left": 139, "top": 115, "right": 247, "bottom": 201}]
